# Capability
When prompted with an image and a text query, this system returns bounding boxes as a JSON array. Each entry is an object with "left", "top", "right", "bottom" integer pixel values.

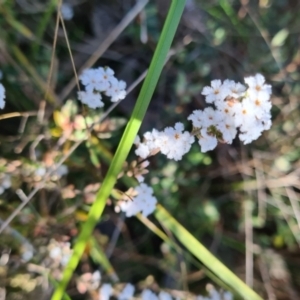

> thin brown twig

[
  {"left": 258, "top": 256, "right": 276, "bottom": 300},
  {"left": 245, "top": 200, "right": 253, "bottom": 288},
  {"left": 44, "top": 0, "right": 61, "bottom": 105},
  {"left": 285, "top": 187, "right": 300, "bottom": 232},
  {"left": 0, "top": 111, "right": 38, "bottom": 120},
  {"left": 58, "top": 9, "right": 80, "bottom": 92}
]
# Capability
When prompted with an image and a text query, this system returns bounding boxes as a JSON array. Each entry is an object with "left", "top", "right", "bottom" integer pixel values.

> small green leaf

[{"left": 271, "top": 29, "right": 289, "bottom": 47}]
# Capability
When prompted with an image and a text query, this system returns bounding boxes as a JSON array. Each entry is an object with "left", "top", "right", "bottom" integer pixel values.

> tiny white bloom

[
  {"left": 141, "top": 289, "right": 159, "bottom": 300},
  {"left": 79, "top": 69, "right": 101, "bottom": 93},
  {"left": 217, "top": 115, "right": 237, "bottom": 143},
  {"left": 157, "top": 122, "right": 195, "bottom": 161},
  {"left": 245, "top": 96, "right": 272, "bottom": 119},
  {"left": 118, "top": 283, "right": 135, "bottom": 300},
  {"left": 158, "top": 291, "right": 172, "bottom": 300},
  {"left": 188, "top": 109, "right": 204, "bottom": 128},
  {"left": 223, "top": 79, "right": 246, "bottom": 98},
  {"left": 198, "top": 129, "right": 218, "bottom": 153},
  {"left": 118, "top": 183, "right": 157, "bottom": 217},
  {"left": 201, "top": 107, "right": 224, "bottom": 128},
  {"left": 1, "top": 174, "right": 11, "bottom": 190},
  {"left": 201, "top": 80, "right": 229, "bottom": 104},
  {"left": 61, "top": 3, "right": 74, "bottom": 20},
  {"left": 119, "top": 199, "right": 141, "bottom": 217},
  {"left": 99, "top": 283, "right": 112, "bottom": 300},
  {"left": 223, "top": 291, "right": 233, "bottom": 300},
  {"left": 239, "top": 128, "right": 262, "bottom": 144},
  {"left": 78, "top": 91, "right": 104, "bottom": 109},
  {"left": 244, "top": 73, "right": 272, "bottom": 101},
  {"left": 0, "top": 83, "right": 6, "bottom": 109},
  {"left": 96, "top": 67, "right": 116, "bottom": 92},
  {"left": 35, "top": 167, "right": 47, "bottom": 177},
  {"left": 105, "top": 78, "right": 127, "bottom": 102},
  {"left": 215, "top": 99, "right": 236, "bottom": 117},
  {"left": 135, "top": 143, "right": 151, "bottom": 159},
  {"left": 233, "top": 101, "right": 255, "bottom": 128}
]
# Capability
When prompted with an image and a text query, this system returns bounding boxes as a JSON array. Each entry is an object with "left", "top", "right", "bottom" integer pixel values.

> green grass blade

[
  {"left": 154, "top": 204, "right": 263, "bottom": 300},
  {"left": 89, "top": 237, "right": 119, "bottom": 282},
  {"left": 51, "top": 1, "right": 187, "bottom": 299}
]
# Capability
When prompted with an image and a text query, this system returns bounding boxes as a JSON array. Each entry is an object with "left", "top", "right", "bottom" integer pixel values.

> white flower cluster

[
  {"left": 118, "top": 183, "right": 157, "bottom": 217},
  {"left": 189, "top": 74, "right": 272, "bottom": 150},
  {"left": 0, "top": 83, "right": 6, "bottom": 109},
  {"left": 98, "top": 282, "right": 232, "bottom": 300},
  {"left": 196, "top": 284, "right": 232, "bottom": 300},
  {"left": 48, "top": 239, "right": 73, "bottom": 267},
  {"left": 34, "top": 164, "right": 68, "bottom": 181},
  {"left": 78, "top": 67, "right": 126, "bottom": 109},
  {"left": 135, "top": 74, "right": 272, "bottom": 158},
  {"left": 70, "top": 268, "right": 233, "bottom": 300},
  {"left": 135, "top": 122, "right": 195, "bottom": 161}
]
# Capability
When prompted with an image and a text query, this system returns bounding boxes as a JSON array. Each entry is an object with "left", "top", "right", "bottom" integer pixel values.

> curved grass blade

[
  {"left": 155, "top": 204, "right": 263, "bottom": 300},
  {"left": 51, "top": 1, "right": 187, "bottom": 299}
]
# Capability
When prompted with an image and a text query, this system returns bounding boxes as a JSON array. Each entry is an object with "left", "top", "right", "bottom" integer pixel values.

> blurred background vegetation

[{"left": 1, "top": 0, "right": 300, "bottom": 299}]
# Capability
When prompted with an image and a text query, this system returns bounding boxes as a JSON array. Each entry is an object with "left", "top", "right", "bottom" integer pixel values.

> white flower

[
  {"left": 215, "top": 99, "right": 236, "bottom": 117},
  {"left": 79, "top": 67, "right": 115, "bottom": 93},
  {"left": 239, "top": 127, "right": 263, "bottom": 145},
  {"left": 217, "top": 115, "right": 237, "bottom": 143},
  {"left": 156, "top": 123, "right": 195, "bottom": 161},
  {"left": 99, "top": 283, "right": 112, "bottom": 300},
  {"left": 0, "top": 174, "right": 11, "bottom": 194},
  {"left": 48, "top": 240, "right": 72, "bottom": 267},
  {"left": 135, "top": 143, "right": 151, "bottom": 159},
  {"left": 188, "top": 108, "right": 224, "bottom": 130},
  {"left": 35, "top": 167, "right": 47, "bottom": 177},
  {"left": 91, "top": 271, "right": 101, "bottom": 290},
  {"left": 96, "top": 67, "right": 116, "bottom": 92},
  {"left": 223, "top": 292, "right": 233, "bottom": 300},
  {"left": 118, "top": 283, "right": 135, "bottom": 300},
  {"left": 159, "top": 291, "right": 173, "bottom": 300},
  {"left": 201, "top": 80, "right": 229, "bottom": 104},
  {"left": 244, "top": 96, "right": 272, "bottom": 119},
  {"left": 136, "top": 124, "right": 194, "bottom": 161},
  {"left": 105, "top": 78, "right": 127, "bottom": 102},
  {"left": 78, "top": 91, "right": 104, "bottom": 109},
  {"left": 118, "top": 183, "right": 157, "bottom": 218},
  {"left": 198, "top": 129, "right": 218, "bottom": 153},
  {"left": 197, "top": 285, "right": 233, "bottom": 300},
  {"left": 0, "top": 83, "right": 6, "bottom": 109},
  {"left": 223, "top": 79, "right": 246, "bottom": 98},
  {"left": 187, "top": 109, "right": 204, "bottom": 128},
  {"left": 201, "top": 107, "right": 224, "bottom": 128},
  {"left": 61, "top": 3, "right": 74, "bottom": 20},
  {"left": 79, "top": 69, "right": 101, "bottom": 93},
  {"left": 233, "top": 101, "right": 256, "bottom": 128},
  {"left": 141, "top": 289, "right": 159, "bottom": 300},
  {"left": 119, "top": 199, "right": 141, "bottom": 217},
  {"left": 1, "top": 174, "right": 11, "bottom": 189},
  {"left": 244, "top": 73, "right": 272, "bottom": 101}
]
